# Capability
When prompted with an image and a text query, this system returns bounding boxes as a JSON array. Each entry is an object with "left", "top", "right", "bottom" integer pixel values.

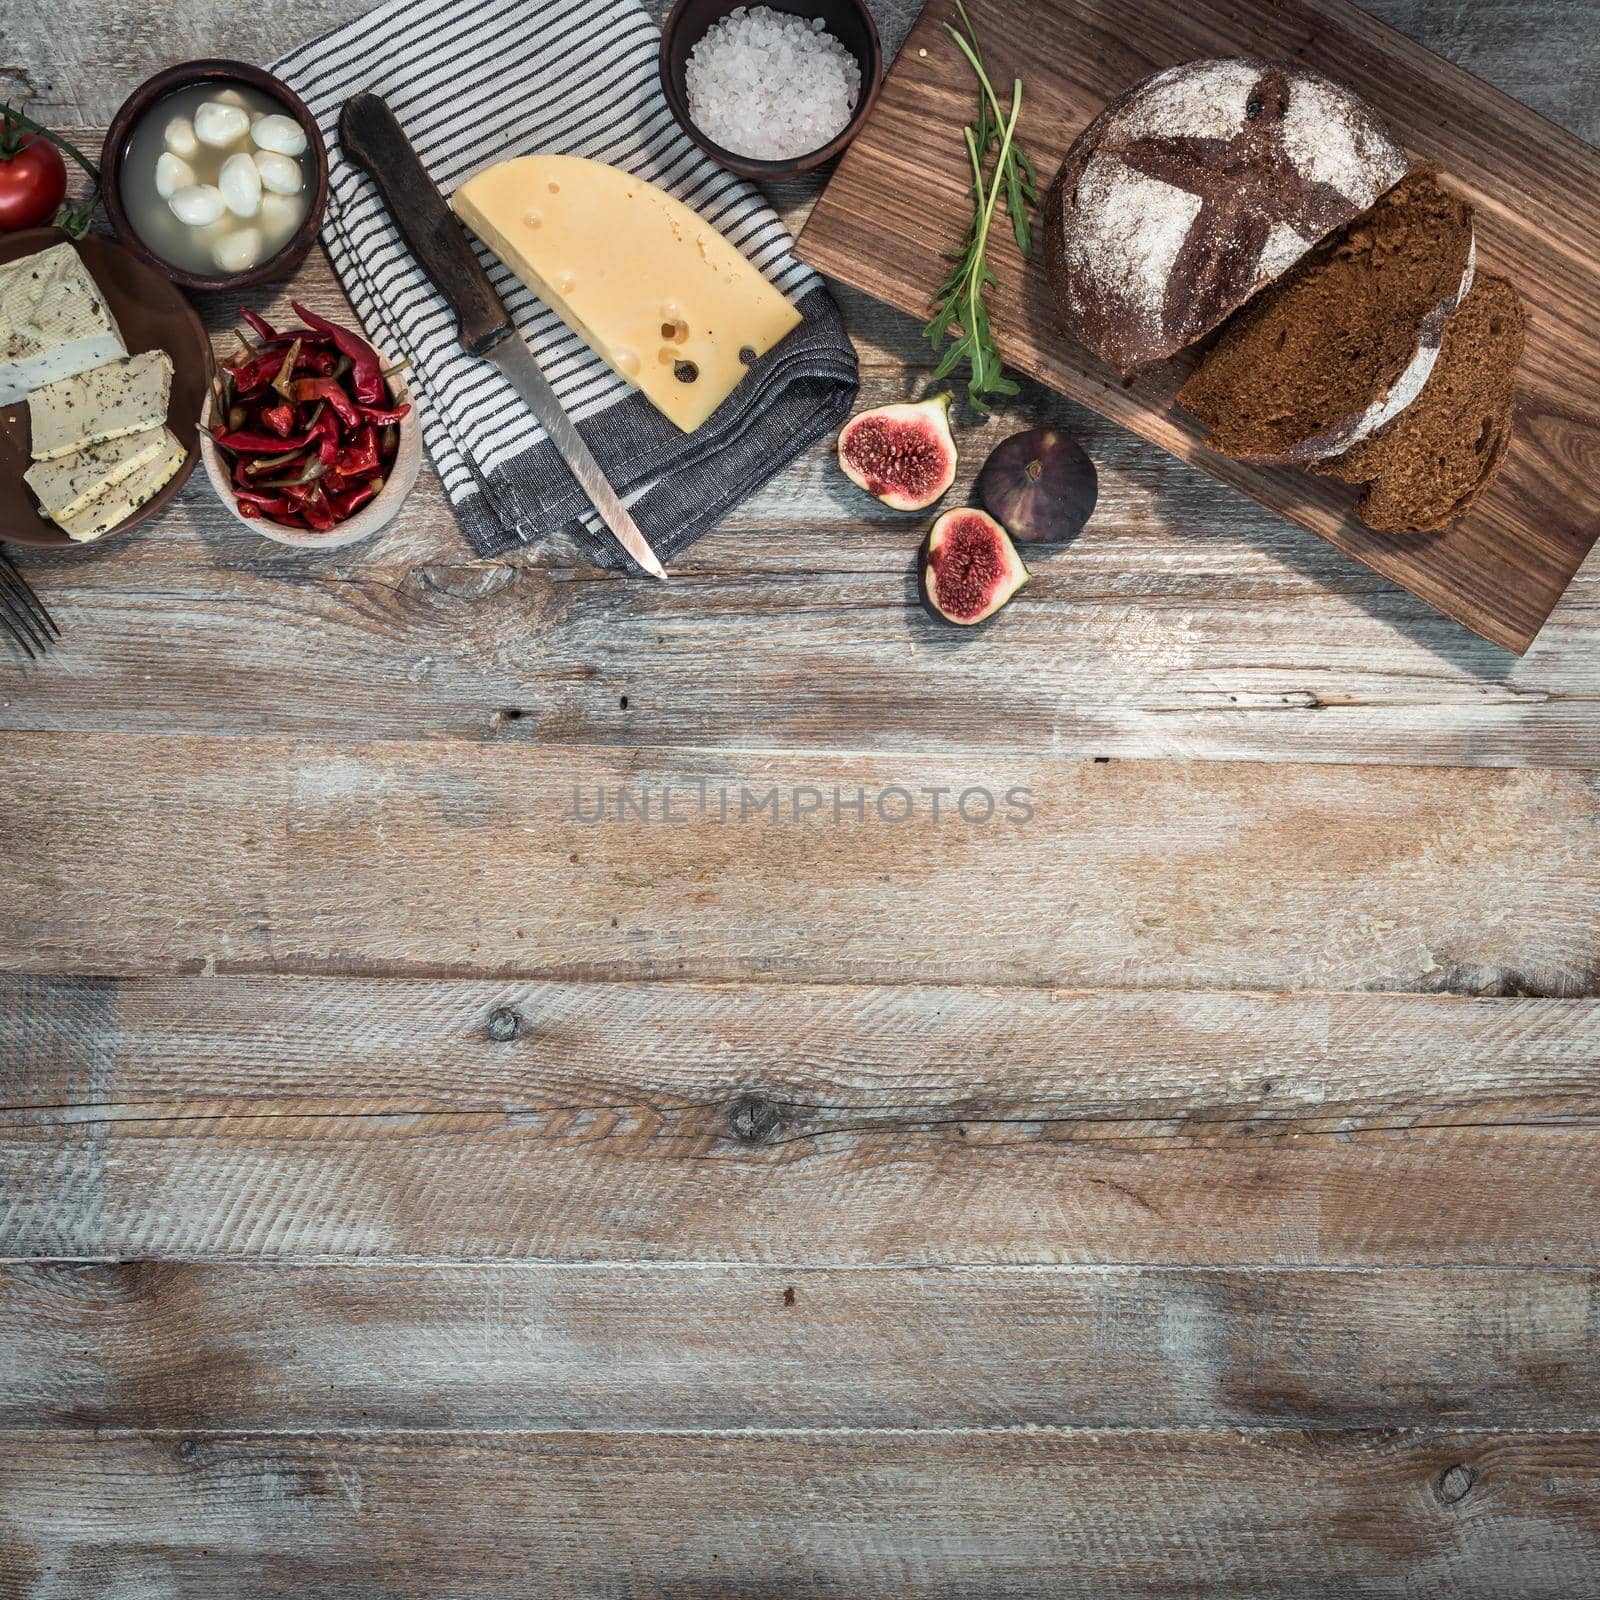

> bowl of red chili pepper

[{"left": 199, "top": 301, "right": 421, "bottom": 547}]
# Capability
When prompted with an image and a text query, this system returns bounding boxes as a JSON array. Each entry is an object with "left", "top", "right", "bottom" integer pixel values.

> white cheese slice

[
  {"left": 0, "top": 243, "right": 129, "bottom": 406},
  {"left": 451, "top": 155, "right": 802, "bottom": 433},
  {"left": 51, "top": 428, "right": 186, "bottom": 543},
  {"left": 25, "top": 430, "right": 172, "bottom": 522},
  {"left": 28, "top": 350, "right": 174, "bottom": 461}
]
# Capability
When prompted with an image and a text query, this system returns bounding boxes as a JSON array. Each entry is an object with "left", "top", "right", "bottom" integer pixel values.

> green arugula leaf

[{"left": 924, "top": 5, "right": 1037, "bottom": 414}]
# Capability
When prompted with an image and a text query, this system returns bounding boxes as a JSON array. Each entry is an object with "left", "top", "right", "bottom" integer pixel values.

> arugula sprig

[
  {"left": 923, "top": 1, "right": 1039, "bottom": 415},
  {"left": 948, "top": 0, "right": 1041, "bottom": 258}
]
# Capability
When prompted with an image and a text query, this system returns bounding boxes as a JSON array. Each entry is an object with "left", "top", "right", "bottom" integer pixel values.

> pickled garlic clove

[
  {"left": 194, "top": 100, "right": 251, "bottom": 147},
  {"left": 251, "top": 114, "right": 309, "bottom": 157},
  {"left": 220, "top": 152, "right": 263, "bottom": 218},
  {"left": 165, "top": 116, "right": 200, "bottom": 158},
  {"left": 155, "top": 151, "right": 196, "bottom": 199},
  {"left": 168, "top": 184, "right": 227, "bottom": 226},
  {"left": 212, "top": 227, "right": 264, "bottom": 273},
  {"left": 254, "top": 150, "right": 304, "bottom": 196}
]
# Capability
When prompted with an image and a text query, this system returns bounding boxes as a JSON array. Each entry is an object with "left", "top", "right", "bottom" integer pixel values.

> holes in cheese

[{"left": 451, "top": 155, "right": 803, "bottom": 434}]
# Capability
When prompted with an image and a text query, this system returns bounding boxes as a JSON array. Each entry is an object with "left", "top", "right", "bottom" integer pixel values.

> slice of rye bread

[
  {"left": 1312, "top": 274, "right": 1525, "bottom": 533},
  {"left": 1177, "top": 169, "right": 1475, "bottom": 463}
]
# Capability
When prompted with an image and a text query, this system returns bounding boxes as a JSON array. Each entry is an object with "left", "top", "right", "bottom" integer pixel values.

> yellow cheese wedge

[{"left": 452, "top": 156, "right": 802, "bottom": 433}]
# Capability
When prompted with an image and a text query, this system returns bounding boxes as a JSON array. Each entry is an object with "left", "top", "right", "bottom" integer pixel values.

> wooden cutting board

[{"left": 798, "top": 0, "right": 1600, "bottom": 654}]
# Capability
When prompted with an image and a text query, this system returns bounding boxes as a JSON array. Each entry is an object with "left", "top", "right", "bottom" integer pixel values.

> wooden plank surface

[
  {"left": 800, "top": 0, "right": 1600, "bottom": 653},
  {"left": 2, "top": 152, "right": 1598, "bottom": 765},
  {"left": 3, "top": 306, "right": 1598, "bottom": 768},
  {"left": 7, "top": 977, "right": 1598, "bottom": 1263},
  {"left": 3, "top": 740, "right": 1598, "bottom": 989},
  {"left": 4, "top": 1427, "right": 1599, "bottom": 1598},
  {"left": 8, "top": 1260, "right": 1600, "bottom": 1431},
  {"left": 5, "top": 2, "right": 1600, "bottom": 1594}
]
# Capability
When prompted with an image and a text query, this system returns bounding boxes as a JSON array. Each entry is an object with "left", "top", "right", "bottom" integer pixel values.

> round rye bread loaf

[{"left": 1043, "top": 59, "right": 1412, "bottom": 372}]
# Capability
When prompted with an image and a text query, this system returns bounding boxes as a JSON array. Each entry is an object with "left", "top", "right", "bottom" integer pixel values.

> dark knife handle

[{"left": 338, "top": 92, "right": 511, "bottom": 358}]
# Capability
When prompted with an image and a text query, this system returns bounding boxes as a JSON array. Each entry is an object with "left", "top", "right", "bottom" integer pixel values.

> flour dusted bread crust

[
  {"left": 1177, "top": 170, "right": 1477, "bottom": 464},
  {"left": 1043, "top": 58, "right": 1411, "bottom": 372},
  {"left": 1312, "top": 275, "right": 1525, "bottom": 533}
]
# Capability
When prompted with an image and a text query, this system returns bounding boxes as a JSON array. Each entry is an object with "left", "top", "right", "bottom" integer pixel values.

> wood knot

[
  {"left": 729, "top": 1095, "right": 781, "bottom": 1143},
  {"left": 176, "top": 1439, "right": 198, "bottom": 1461},
  {"left": 486, "top": 1007, "right": 523, "bottom": 1042},
  {"left": 1435, "top": 1464, "right": 1474, "bottom": 1505}
]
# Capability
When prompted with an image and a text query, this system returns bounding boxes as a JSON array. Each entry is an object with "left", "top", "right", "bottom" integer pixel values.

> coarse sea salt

[{"left": 685, "top": 5, "right": 861, "bottom": 162}]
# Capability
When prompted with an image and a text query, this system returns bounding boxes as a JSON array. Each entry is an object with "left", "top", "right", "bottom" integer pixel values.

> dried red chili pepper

[
  {"left": 271, "top": 338, "right": 303, "bottom": 401},
  {"left": 290, "top": 300, "right": 384, "bottom": 405},
  {"left": 358, "top": 401, "right": 411, "bottom": 426},
  {"left": 299, "top": 484, "right": 338, "bottom": 532},
  {"left": 291, "top": 377, "right": 360, "bottom": 429},
  {"left": 223, "top": 353, "right": 287, "bottom": 395},
  {"left": 259, "top": 401, "right": 298, "bottom": 439},
  {"left": 243, "top": 446, "right": 312, "bottom": 476},
  {"left": 335, "top": 425, "right": 380, "bottom": 479},
  {"left": 309, "top": 408, "right": 342, "bottom": 466},
  {"left": 232, "top": 486, "right": 301, "bottom": 516},
  {"left": 212, "top": 426, "right": 314, "bottom": 454},
  {"left": 256, "top": 457, "right": 329, "bottom": 492},
  {"left": 239, "top": 307, "right": 278, "bottom": 342},
  {"left": 328, "top": 480, "right": 380, "bottom": 519},
  {"left": 295, "top": 346, "right": 339, "bottom": 377}
]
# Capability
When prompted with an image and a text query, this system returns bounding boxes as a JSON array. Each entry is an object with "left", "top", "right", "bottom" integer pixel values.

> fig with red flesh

[
  {"left": 837, "top": 392, "right": 958, "bottom": 511},
  {"left": 976, "top": 427, "right": 1098, "bottom": 544},
  {"left": 918, "top": 508, "right": 1030, "bottom": 625}
]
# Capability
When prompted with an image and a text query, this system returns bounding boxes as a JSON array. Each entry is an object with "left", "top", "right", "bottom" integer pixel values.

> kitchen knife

[{"left": 338, "top": 92, "right": 667, "bottom": 580}]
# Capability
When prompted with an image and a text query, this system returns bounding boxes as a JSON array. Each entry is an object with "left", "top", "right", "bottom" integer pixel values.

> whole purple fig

[{"left": 975, "top": 427, "right": 1097, "bottom": 544}]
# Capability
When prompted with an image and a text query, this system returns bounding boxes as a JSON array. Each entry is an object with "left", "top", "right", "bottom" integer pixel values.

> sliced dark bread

[
  {"left": 1178, "top": 169, "right": 1475, "bottom": 463},
  {"left": 1312, "top": 274, "right": 1524, "bottom": 532}
]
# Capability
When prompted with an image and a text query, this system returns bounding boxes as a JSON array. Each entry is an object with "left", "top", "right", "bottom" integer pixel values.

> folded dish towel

[{"left": 273, "top": 0, "right": 860, "bottom": 569}]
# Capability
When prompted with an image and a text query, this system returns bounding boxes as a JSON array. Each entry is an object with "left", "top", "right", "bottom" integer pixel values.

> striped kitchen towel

[{"left": 273, "top": 0, "right": 859, "bottom": 570}]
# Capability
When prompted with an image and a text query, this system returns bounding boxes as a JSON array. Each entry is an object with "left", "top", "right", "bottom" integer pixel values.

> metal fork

[{"left": 0, "top": 548, "right": 60, "bottom": 660}]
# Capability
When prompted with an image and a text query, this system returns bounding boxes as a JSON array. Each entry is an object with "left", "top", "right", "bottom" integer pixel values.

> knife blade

[
  {"left": 338, "top": 92, "right": 667, "bottom": 580},
  {"left": 481, "top": 336, "right": 664, "bottom": 579}
]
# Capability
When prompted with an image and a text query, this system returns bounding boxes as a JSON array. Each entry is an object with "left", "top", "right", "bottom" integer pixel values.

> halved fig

[
  {"left": 838, "top": 392, "right": 957, "bottom": 511},
  {"left": 918, "top": 508, "right": 1030, "bottom": 626},
  {"left": 975, "top": 427, "right": 1098, "bottom": 544}
]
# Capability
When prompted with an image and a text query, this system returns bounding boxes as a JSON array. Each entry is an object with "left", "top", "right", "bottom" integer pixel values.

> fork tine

[
  {"left": 0, "top": 557, "right": 52, "bottom": 655},
  {"left": 0, "top": 570, "right": 51, "bottom": 655},
  {"left": 0, "top": 551, "right": 59, "bottom": 640},
  {"left": 0, "top": 598, "right": 40, "bottom": 660}
]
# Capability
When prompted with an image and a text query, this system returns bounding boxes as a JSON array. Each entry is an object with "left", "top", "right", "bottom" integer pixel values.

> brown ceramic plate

[{"left": 0, "top": 227, "right": 209, "bottom": 549}]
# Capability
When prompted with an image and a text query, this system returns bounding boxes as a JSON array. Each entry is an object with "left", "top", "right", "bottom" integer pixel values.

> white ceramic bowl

[{"left": 199, "top": 342, "right": 421, "bottom": 549}]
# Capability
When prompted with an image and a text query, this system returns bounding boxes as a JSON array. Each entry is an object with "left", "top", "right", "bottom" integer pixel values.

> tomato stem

[{"left": 0, "top": 102, "right": 102, "bottom": 239}]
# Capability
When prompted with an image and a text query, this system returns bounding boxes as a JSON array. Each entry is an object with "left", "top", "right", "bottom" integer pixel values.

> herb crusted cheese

[
  {"left": 0, "top": 243, "right": 129, "bottom": 406},
  {"left": 49, "top": 427, "right": 186, "bottom": 543},
  {"left": 24, "top": 430, "right": 173, "bottom": 522},
  {"left": 28, "top": 350, "right": 174, "bottom": 461}
]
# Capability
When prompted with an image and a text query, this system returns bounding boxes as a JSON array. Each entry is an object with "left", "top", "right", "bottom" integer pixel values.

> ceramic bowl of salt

[{"left": 659, "top": 0, "right": 883, "bottom": 180}]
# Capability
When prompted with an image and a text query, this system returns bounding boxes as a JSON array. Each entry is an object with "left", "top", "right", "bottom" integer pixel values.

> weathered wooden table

[{"left": 4, "top": 2, "right": 1600, "bottom": 1593}]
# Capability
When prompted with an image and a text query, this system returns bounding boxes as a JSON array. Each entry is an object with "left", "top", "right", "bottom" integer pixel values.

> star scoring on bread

[{"left": 1117, "top": 68, "right": 1358, "bottom": 351}]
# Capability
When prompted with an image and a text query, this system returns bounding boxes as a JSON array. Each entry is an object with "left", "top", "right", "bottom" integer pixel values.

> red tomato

[{"left": 0, "top": 129, "right": 68, "bottom": 232}]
